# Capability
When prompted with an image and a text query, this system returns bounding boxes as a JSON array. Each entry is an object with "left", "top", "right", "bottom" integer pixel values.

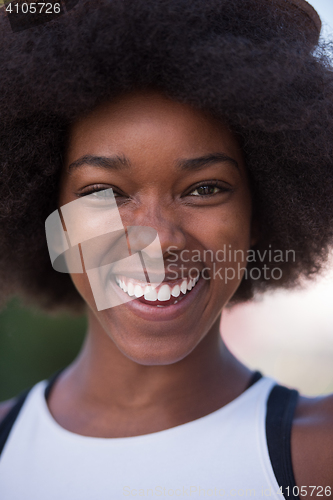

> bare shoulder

[
  {"left": 0, "top": 398, "right": 17, "bottom": 425},
  {"left": 291, "top": 392, "right": 333, "bottom": 496}
]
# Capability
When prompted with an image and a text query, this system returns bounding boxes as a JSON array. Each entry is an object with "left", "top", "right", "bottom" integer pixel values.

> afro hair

[{"left": 0, "top": 0, "right": 333, "bottom": 314}]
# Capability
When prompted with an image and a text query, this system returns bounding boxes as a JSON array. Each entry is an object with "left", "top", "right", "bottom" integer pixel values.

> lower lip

[{"left": 108, "top": 277, "right": 206, "bottom": 321}]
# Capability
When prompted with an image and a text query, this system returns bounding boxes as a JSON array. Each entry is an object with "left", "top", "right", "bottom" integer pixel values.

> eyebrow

[
  {"left": 67, "top": 152, "right": 239, "bottom": 173},
  {"left": 175, "top": 153, "right": 239, "bottom": 172},
  {"left": 68, "top": 154, "right": 131, "bottom": 172}
]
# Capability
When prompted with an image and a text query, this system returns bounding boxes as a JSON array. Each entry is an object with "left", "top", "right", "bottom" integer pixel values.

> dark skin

[{"left": 1, "top": 90, "right": 332, "bottom": 493}]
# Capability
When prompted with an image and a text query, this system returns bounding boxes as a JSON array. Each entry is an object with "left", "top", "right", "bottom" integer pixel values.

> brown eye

[{"left": 189, "top": 183, "right": 229, "bottom": 197}]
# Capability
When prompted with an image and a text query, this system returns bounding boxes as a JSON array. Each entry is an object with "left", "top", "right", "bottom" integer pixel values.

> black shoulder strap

[
  {"left": 44, "top": 368, "right": 64, "bottom": 401},
  {"left": 246, "top": 370, "right": 263, "bottom": 389},
  {"left": 0, "top": 368, "right": 64, "bottom": 458},
  {"left": 0, "top": 388, "right": 31, "bottom": 457},
  {"left": 266, "top": 384, "right": 300, "bottom": 500}
]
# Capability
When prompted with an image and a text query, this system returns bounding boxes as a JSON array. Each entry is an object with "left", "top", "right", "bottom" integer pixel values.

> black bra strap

[
  {"left": 0, "top": 388, "right": 30, "bottom": 457},
  {"left": 0, "top": 368, "right": 65, "bottom": 458},
  {"left": 44, "top": 367, "right": 65, "bottom": 402},
  {"left": 246, "top": 370, "right": 263, "bottom": 389},
  {"left": 266, "top": 384, "right": 300, "bottom": 499}
]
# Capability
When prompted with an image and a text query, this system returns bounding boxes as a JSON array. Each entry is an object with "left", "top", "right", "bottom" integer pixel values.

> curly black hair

[{"left": 0, "top": 0, "right": 333, "bottom": 314}]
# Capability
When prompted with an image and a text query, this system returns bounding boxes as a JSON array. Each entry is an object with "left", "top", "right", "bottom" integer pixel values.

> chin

[
  {"left": 117, "top": 343, "right": 198, "bottom": 366},
  {"left": 104, "top": 317, "right": 203, "bottom": 366}
]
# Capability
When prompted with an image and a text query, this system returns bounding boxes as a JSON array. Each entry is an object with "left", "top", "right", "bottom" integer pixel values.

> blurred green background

[{"left": 0, "top": 297, "right": 86, "bottom": 401}]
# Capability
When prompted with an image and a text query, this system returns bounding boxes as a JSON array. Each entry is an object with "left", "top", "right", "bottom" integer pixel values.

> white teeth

[
  {"left": 144, "top": 286, "right": 158, "bottom": 301},
  {"left": 115, "top": 275, "right": 200, "bottom": 301},
  {"left": 171, "top": 284, "right": 180, "bottom": 297},
  {"left": 127, "top": 281, "right": 135, "bottom": 296},
  {"left": 157, "top": 284, "right": 171, "bottom": 301},
  {"left": 180, "top": 280, "right": 187, "bottom": 294},
  {"left": 134, "top": 284, "right": 144, "bottom": 298}
]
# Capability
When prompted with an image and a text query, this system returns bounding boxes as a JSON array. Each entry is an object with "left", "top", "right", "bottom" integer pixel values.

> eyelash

[
  {"left": 77, "top": 181, "right": 231, "bottom": 199},
  {"left": 77, "top": 185, "right": 122, "bottom": 198},
  {"left": 185, "top": 180, "right": 231, "bottom": 197}
]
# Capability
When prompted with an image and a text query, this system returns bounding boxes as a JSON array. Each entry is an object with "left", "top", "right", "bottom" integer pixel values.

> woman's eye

[
  {"left": 77, "top": 187, "right": 120, "bottom": 200},
  {"left": 188, "top": 183, "right": 228, "bottom": 196},
  {"left": 90, "top": 189, "right": 115, "bottom": 199}
]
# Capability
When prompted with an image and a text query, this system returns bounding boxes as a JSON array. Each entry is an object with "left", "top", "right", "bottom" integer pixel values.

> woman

[{"left": 0, "top": 0, "right": 332, "bottom": 498}]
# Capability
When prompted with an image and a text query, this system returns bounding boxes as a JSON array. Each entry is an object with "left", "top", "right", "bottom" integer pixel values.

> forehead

[{"left": 66, "top": 90, "right": 245, "bottom": 168}]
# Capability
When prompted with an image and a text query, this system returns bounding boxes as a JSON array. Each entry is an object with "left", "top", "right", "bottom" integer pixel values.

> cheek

[
  {"left": 69, "top": 272, "right": 96, "bottom": 311},
  {"left": 187, "top": 197, "right": 252, "bottom": 299},
  {"left": 187, "top": 196, "right": 252, "bottom": 255}
]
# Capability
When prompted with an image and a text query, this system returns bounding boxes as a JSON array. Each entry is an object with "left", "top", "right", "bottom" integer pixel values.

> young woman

[{"left": 0, "top": 0, "right": 332, "bottom": 498}]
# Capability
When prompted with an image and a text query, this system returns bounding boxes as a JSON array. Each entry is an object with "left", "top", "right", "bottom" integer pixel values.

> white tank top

[{"left": 0, "top": 376, "right": 283, "bottom": 500}]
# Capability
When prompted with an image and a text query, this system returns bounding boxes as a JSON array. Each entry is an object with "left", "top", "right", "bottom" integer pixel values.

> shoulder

[
  {"left": 291, "top": 392, "right": 333, "bottom": 494},
  {"left": 0, "top": 398, "right": 17, "bottom": 426}
]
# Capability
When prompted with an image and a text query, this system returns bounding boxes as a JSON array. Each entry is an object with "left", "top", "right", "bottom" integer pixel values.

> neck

[{"left": 48, "top": 310, "right": 252, "bottom": 437}]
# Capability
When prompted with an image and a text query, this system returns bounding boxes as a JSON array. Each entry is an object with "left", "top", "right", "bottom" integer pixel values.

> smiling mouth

[{"left": 114, "top": 275, "right": 200, "bottom": 307}]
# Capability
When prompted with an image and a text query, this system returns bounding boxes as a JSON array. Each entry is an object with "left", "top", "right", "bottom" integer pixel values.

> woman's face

[{"left": 59, "top": 90, "right": 254, "bottom": 365}]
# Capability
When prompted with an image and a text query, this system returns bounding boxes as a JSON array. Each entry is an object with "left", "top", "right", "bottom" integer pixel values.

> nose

[{"left": 123, "top": 202, "right": 187, "bottom": 258}]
